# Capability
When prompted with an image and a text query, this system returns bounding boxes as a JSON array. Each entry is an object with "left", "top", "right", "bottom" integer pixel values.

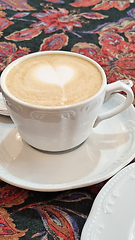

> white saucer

[
  {"left": 0, "top": 93, "right": 135, "bottom": 192},
  {"left": 81, "top": 162, "right": 135, "bottom": 240},
  {"left": 0, "top": 92, "right": 9, "bottom": 116}
]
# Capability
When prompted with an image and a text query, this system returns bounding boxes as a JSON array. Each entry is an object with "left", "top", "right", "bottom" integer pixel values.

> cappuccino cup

[{"left": 0, "top": 51, "right": 134, "bottom": 151}]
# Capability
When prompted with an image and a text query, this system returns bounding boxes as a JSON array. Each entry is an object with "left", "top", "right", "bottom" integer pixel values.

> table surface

[{"left": 0, "top": 0, "right": 135, "bottom": 239}]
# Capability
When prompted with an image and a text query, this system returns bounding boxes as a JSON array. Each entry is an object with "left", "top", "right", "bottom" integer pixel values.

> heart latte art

[
  {"left": 5, "top": 54, "right": 103, "bottom": 107},
  {"left": 34, "top": 65, "right": 74, "bottom": 86}
]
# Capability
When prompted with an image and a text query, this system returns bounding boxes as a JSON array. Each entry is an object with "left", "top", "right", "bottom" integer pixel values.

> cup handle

[{"left": 94, "top": 81, "right": 134, "bottom": 127}]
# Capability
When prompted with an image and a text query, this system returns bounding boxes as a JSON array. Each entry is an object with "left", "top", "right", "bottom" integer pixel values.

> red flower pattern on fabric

[
  {"left": 71, "top": 32, "right": 135, "bottom": 91},
  {"left": 0, "top": 185, "right": 29, "bottom": 207},
  {"left": 0, "top": 17, "right": 13, "bottom": 31},
  {"left": 0, "top": 0, "right": 36, "bottom": 11},
  {"left": 40, "top": 33, "right": 68, "bottom": 50},
  {"left": 89, "top": 18, "right": 135, "bottom": 35},
  {"left": 44, "top": 0, "right": 64, "bottom": 2},
  {"left": 92, "top": 0, "right": 130, "bottom": 11},
  {"left": 0, "top": 207, "right": 27, "bottom": 238},
  {"left": 31, "top": 8, "right": 82, "bottom": 33},
  {"left": 70, "top": 0, "right": 130, "bottom": 10},
  {"left": 70, "top": 0, "right": 100, "bottom": 7},
  {"left": 0, "top": 42, "right": 30, "bottom": 71},
  {"left": 33, "top": 205, "right": 77, "bottom": 239},
  {"left": 5, "top": 27, "right": 42, "bottom": 41},
  {"left": 20, "top": 192, "right": 90, "bottom": 239}
]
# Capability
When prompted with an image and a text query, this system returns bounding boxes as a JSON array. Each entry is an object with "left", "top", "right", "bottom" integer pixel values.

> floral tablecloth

[{"left": 0, "top": 0, "right": 135, "bottom": 239}]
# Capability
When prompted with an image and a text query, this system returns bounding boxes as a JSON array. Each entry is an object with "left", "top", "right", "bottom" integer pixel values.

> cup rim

[{"left": 1, "top": 50, "right": 107, "bottom": 110}]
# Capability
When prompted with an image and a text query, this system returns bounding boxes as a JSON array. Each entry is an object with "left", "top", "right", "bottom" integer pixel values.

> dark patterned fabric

[{"left": 0, "top": 0, "right": 135, "bottom": 239}]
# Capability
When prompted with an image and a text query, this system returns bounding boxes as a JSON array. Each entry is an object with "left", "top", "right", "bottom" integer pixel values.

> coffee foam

[
  {"left": 34, "top": 65, "right": 74, "bottom": 87},
  {"left": 5, "top": 54, "right": 103, "bottom": 107}
]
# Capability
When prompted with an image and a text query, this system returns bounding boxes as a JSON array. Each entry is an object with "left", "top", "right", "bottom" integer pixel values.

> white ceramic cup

[{"left": 0, "top": 51, "right": 134, "bottom": 151}]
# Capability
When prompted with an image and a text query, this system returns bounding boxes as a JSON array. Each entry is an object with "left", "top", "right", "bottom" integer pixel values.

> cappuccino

[{"left": 5, "top": 53, "right": 103, "bottom": 107}]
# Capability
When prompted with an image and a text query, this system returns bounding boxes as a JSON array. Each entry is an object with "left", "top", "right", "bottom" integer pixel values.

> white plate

[
  {"left": 0, "top": 94, "right": 135, "bottom": 191},
  {"left": 81, "top": 162, "right": 135, "bottom": 240}
]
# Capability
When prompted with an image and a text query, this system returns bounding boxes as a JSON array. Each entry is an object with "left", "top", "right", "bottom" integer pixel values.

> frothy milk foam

[
  {"left": 5, "top": 53, "right": 103, "bottom": 106},
  {"left": 35, "top": 65, "right": 74, "bottom": 86}
]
